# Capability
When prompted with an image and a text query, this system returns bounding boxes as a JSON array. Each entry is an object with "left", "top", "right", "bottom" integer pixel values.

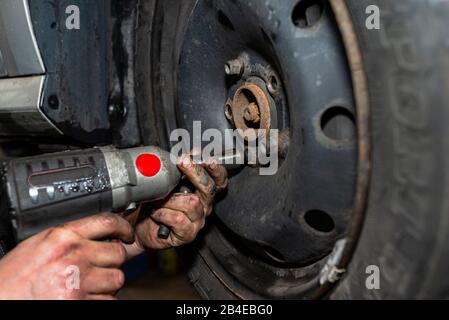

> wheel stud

[{"left": 225, "top": 58, "right": 244, "bottom": 76}]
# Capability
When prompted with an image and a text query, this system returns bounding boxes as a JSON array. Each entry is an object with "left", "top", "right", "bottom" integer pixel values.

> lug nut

[
  {"left": 224, "top": 102, "right": 234, "bottom": 122},
  {"left": 267, "top": 74, "right": 280, "bottom": 95},
  {"left": 225, "top": 59, "right": 244, "bottom": 76}
]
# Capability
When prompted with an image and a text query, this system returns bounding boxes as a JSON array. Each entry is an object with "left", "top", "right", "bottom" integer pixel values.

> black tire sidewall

[{"left": 332, "top": 0, "right": 449, "bottom": 299}]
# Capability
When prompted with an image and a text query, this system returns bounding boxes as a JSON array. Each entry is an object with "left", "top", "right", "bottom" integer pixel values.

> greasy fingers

[
  {"left": 177, "top": 156, "right": 218, "bottom": 215},
  {"left": 82, "top": 267, "right": 125, "bottom": 294},
  {"left": 159, "top": 194, "right": 204, "bottom": 223},
  {"left": 152, "top": 208, "right": 200, "bottom": 244},
  {"left": 0, "top": 214, "right": 132, "bottom": 300},
  {"left": 125, "top": 156, "right": 228, "bottom": 255},
  {"left": 130, "top": 205, "right": 206, "bottom": 251},
  {"left": 85, "top": 240, "right": 127, "bottom": 268},
  {"left": 204, "top": 158, "right": 228, "bottom": 193},
  {"left": 133, "top": 216, "right": 187, "bottom": 250}
]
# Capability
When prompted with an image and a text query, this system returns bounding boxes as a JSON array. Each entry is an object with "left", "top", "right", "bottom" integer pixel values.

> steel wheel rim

[{"left": 154, "top": 0, "right": 371, "bottom": 298}]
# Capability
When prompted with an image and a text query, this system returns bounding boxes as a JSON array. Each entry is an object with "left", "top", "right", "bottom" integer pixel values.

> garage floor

[
  {"left": 118, "top": 270, "right": 200, "bottom": 300},
  {"left": 118, "top": 251, "right": 200, "bottom": 300}
]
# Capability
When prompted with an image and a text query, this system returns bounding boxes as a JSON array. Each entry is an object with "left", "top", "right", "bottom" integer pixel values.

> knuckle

[
  {"left": 197, "top": 219, "right": 206, "bottom": 230},
  {"left": 113, "top": 270, "right": 125, "bottom": 288},
  {"left": 122, "top": 223, "right": 134, "bottom": 241},
  {"left": 190, "top": 221, "right": 203, "bottom": 237},
  {"left": 48, "top": 226, "right": 77, "bottom": 245},
  {"left": 204, "top": 206, "right": 213, "bottom": 216},
  {"left": 186, "top": 228, "right": 197, "bottom": 243},
  {"left": 98, "top": 213, "right": 119, "bottom": 228},
  {"left": 115, "top": 243, "right": 127, "bottom": 264},
  {"left": 152, "top": 208, "right": 163, "bottom": 219},
  {"left": 173, "top": 213, "right": 185, "bottom": 226},
  {"left": 219, "top": 178, "right": 229, "bottom": 190},
  {"left": 204, "top": 184, "right": 217, "bottom": 197},
  {"left": 188, "top": 195, "right": 202, "bottom": 210}
]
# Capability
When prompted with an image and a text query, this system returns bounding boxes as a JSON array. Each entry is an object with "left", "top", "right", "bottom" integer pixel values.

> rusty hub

[{"left": 226, "top": 82, "right": 273, "bottom": 141}]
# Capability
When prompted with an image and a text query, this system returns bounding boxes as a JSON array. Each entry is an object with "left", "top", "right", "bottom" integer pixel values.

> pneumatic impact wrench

[{"left": 2, "top": 146, "right": 187, "bottom": 241}]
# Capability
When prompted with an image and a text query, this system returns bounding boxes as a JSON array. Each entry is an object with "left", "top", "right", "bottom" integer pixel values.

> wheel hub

[
  {"left": 227, "top": 82, "right": 273, "bottom": 139},
  {"left": 223, "top": 53, "right": 283, "bottom": 143}
]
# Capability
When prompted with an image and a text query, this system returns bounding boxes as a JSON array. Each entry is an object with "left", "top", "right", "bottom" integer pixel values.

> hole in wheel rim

[
  {"left": 292, "top": 0, "right": 324, "bottom": 29},
  {"left": 320, "top": 106, "right": 356, "bottom": 142},
  {"left": 304, "top": 210, "right": 335, "bottom": 233}
]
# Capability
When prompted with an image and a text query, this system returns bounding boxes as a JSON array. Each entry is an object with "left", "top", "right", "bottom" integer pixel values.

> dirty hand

[
  {"left": 125, "top": 155, "right": 228, "bottom": 256},
  {"left": 0, "top": 214, "right": 134, "bottom": 300}
]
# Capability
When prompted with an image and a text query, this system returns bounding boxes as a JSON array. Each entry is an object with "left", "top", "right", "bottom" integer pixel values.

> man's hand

[
  {"left": 0, "top": 214, "right": 134, "bottom": 300},
  {"left": 125, "top": 155, "right": 228, "bottom": 257}
]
